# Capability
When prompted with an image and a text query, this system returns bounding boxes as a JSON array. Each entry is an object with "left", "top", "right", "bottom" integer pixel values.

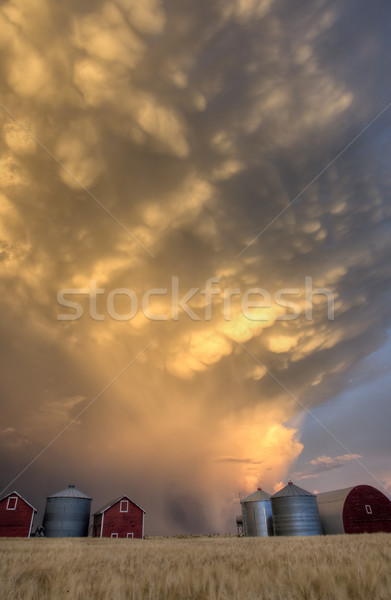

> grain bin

[
  {"left": 271, "top": 481, "right": 323, "bottom": 536},
  {"left": 241, "top": 488, "right": 274, "bottom": 536},
  {"left": 42, "top": 485, "right": 92, "bottom": 537},
  {"left": 316, "top": 484, "right": 391, "bottom": 534}
]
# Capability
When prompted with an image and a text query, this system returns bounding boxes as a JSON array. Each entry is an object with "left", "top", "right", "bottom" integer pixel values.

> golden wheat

[{"left": 0, "top": 534, "right": 390, "bottom": 600}]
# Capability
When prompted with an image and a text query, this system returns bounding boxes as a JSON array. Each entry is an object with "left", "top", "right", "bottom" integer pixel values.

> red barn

[
  {"left": 92, "top": 495, "right": 146, "bottom": 538},
  {"left": 0, "top": 491, "right": 37, "bottom": 537},
  {"left": 317, "top": 485, "right": 391, "bottom": 534}
]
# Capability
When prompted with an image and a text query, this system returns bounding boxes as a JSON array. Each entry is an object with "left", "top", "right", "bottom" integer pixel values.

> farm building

[
  {"left": 241, "top": 488, "right": 274, "bottom": 537},
  {"left": 0, "top": 491, "right": 37, "bottom": 537},
  {"left": 93, "top": 495, "right": 146, "bottom": 538},
  {"left": 42, "top": 484, "right": 92, "bottom": 537},
  {"left": 271, "top": 481, "right": 323, "bottom": 536},
  {"left": 316, "top": 484, "right": 391, "bottom": 534}
]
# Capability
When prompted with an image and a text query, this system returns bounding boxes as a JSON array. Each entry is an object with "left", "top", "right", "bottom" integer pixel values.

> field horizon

[{"left": 1, "top": 533, "right": 390, "bottom": 599}]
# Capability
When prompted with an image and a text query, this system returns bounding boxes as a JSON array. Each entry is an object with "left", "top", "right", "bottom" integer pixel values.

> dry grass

[{"left": 0, "top": 534, "right": 390, "bottom": 600}]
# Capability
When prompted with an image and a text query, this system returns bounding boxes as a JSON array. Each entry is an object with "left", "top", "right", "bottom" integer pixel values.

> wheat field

[{"left": 0, "top": 534, "right": 390, "bottom": 600}]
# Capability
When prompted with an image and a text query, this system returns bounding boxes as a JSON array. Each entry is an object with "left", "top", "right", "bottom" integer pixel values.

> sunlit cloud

[
  {"left": 0, "top": 0, "right": 390, "bottom": 533},
  {"left": 292, "top": 454, "right": 363, "bottom": 480}
]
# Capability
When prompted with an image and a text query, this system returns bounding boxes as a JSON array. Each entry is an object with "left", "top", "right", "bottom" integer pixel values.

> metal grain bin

[
  {"left": 241, "top": 488, "right": 274, "bottom": 537},
  {"left": 271, "top": 481, "right": 323, "bottom": 536},
  {"left": 42, "top": 485, "right": 91, "bottom": 537}
]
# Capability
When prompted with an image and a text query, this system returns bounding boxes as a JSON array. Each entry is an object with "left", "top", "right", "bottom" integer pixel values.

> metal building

[
  {"left": 42, "top": 485, "right": 92, "bottom": 537},
  {"left": 241, "top": 488, "right": 274, "bottom": 537},
  {"left": 0, "top": 491, "right": 37, "bottom": 538},
  {"left": 271, "top": 481, "right": 323, "bottom": 536},
  {"left": 316, "top": 484, "right": 391, "bottom": 534}
]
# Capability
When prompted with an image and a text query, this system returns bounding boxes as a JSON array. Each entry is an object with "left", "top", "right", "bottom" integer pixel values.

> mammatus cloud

[{"left": 1, "top": 0, "right": 391, "bottom": 532}]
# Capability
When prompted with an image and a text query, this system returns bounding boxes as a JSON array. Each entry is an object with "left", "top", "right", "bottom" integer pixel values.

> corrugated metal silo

[
  {"left": 42, "top": 485, "right": 92, "bottom": 537},
  {"left": 316, "top": 484, "right": 391, "bottom": 534},
  {"left": 241, "top": 488, "right": 274, "bottom": 537},
  {"left": 271, "top": 481, "right": 323, "bottom": 536}
]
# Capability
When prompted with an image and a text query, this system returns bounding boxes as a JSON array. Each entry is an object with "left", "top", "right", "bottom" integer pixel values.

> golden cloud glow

[{"left": 1, "top": 0, "right": 389, "bottom": 534}]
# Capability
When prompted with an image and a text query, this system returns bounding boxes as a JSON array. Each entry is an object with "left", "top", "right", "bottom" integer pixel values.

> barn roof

[
  {"left": 272, "top": 481, "right": 314, "bottom": 498},
  {"left": 93, "top": 495, "right": 146, "bottom": 515},
  {"left": 316, "top": 487, "right": 355, "bottom": 504},
  {"left": 47, "top": 485, "right": 91, "bottom": 499},
  {"left": 316, "top": 484, "right": 391, "bottom": 505},
  {"left": 0, "top": 490, "right": 37, "bottom": 512}
]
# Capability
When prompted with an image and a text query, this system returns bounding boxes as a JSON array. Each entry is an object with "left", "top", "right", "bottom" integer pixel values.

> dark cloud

[{"left": 164, "top": 493, "right": 211, "bottom": 535}]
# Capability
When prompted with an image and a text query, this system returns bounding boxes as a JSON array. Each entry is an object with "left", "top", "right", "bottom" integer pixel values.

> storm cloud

[{"left": 1, "top": 0, "right": 390, "bottom": 533}]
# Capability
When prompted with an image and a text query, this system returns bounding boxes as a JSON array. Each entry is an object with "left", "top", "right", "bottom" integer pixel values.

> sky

[{"left": 0, "top": 0, "right": 391, "bottom": 535}]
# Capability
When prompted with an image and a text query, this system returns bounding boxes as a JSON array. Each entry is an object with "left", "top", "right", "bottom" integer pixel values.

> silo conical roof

[
  {"left": 272, "top": 481, "right": 314, "bottom": 498},
  {"left": 47, "top": 484, "right": 91, "bottom": 499},
  {"left": 242, "top": 488, "right": 271, "bottom": 502}
]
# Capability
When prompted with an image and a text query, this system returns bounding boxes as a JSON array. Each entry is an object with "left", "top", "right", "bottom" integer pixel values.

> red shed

[
  {"left": 317, "top": 485, "right": 391, "bottom": 534},
  {"left": 0, "top": 491, "right": 37, "bottom": 537},
  {"left": 92, "top": 495, "right": 146, "bottom": 539}
]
